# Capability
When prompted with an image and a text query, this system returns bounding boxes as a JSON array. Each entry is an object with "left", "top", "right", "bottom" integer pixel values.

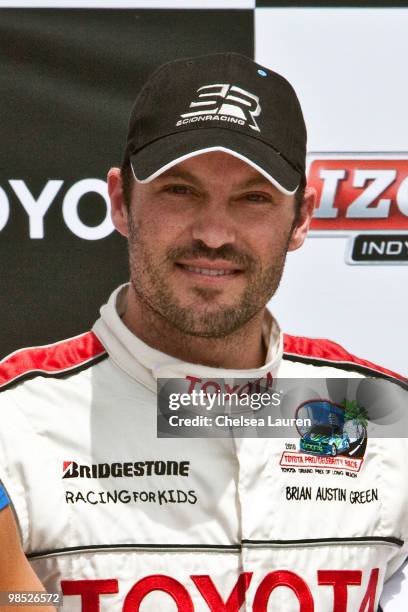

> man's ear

[
  {"left": 288, "top": 186, "right": 316, "bottom": 251},
  {"left": 108, "top": 167, "right": 129, "bottom": 238}
]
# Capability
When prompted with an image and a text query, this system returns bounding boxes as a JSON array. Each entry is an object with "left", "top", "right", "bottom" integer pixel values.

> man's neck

[{"left": 122, "top": 285, "right": 267, "bottom": 369}]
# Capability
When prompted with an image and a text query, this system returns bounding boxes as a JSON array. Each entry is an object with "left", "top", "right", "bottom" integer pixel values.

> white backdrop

[{"left": 256, "top": 8, "right": 408, "bottom": 375}]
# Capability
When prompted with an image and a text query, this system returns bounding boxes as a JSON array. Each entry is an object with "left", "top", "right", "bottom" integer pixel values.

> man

[{"left": 0, "top": 53, "right": 407, "bottom": 611}]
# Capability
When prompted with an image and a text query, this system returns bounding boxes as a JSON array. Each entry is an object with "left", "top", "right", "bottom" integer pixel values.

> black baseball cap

[{"left": 124, "top": 52, "right": 307, "bottom": 195}]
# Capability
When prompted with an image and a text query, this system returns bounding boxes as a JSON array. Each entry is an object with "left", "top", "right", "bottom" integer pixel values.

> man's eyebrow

[
  {"left": 156, "top": 170, "right": 274, "bottom": 191},
  {"left": 155, "top": 169, "right": 204, "bottom": 187},
  {"left": 237, "top": 176, "right": 274, "bottom": 190}
]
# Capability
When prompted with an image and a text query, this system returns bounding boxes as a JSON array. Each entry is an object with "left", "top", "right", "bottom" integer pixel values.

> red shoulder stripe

[
  {"left": 0, "top": 331, "right": 106, "bottom": 389},
  {"left": 283, "top": 334, "right": 407, "bottom": 383}
]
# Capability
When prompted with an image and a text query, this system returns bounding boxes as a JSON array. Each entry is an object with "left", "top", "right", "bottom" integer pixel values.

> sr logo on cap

[{"left": 178, "top": 83, "right": 261, "bottom": 132}]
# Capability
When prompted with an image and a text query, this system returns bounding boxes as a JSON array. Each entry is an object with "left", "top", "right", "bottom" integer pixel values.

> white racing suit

[{"left": 0, "top": 284, "right": 407, "bottom": 612}]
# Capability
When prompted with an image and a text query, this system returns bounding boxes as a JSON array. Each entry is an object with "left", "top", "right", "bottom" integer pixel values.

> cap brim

[{"left": 129, "top": 129, "right": 300, "bottom": 195}]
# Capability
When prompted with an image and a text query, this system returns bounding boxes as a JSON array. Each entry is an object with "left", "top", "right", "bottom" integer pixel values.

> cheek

[
  {"left": 243, "top": 225, "right": 291, "bottom": 261},
  {"left": 128, "top": 213, "right": 179, "bottom": 268},
  {"left": 134, "top": 198, "right": 184, "bottom": 231},
  {"left": 128, "top": 211, "right": 156, "bottom": 244}
]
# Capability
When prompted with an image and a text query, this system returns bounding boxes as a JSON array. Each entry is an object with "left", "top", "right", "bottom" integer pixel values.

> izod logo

[{"left": 307, "top": 154, "right": 408, "bottom": 264}]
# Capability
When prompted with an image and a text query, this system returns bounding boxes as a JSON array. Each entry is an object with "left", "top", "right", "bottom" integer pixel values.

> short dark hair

[
  {"left": 120, "top": 159, "right": 306, "bottom": 218},
  {"left": 121, "top": 157, "right": 133, "bottom": 211}
]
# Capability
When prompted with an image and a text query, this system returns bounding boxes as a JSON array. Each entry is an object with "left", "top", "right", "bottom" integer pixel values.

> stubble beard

[{"left": 128, "top": 218, "right": 289, "bottom": 338}]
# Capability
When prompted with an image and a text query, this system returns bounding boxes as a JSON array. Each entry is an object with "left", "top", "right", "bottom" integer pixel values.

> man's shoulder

[
  {"left": 0, "top": 331, "right": 107, "bottom": 394},
  {"left": 282, "top": 333, "right": 407, "bottom": 388}
]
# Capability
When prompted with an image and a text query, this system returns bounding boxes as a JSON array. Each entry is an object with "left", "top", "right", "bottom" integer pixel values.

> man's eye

[
  {"left": 166, "top": 185, "right": 191, "bottom": 195},
  {"left": 244, "top": 192, "right": 270, "bottom": 202}
]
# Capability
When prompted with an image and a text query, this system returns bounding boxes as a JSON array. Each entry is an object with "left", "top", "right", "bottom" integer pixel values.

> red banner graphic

[{"left": 308, "top": 158, "right": 408, "bottom": 230}]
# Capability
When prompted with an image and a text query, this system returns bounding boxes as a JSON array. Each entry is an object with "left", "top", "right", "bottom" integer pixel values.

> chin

[{"left": 170, "top": 306, "right": 257, "bottom": 339}]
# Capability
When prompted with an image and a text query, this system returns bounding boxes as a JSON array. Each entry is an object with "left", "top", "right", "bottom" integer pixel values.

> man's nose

[{"left": 191, "top": 199, "right": 236, "bottom": 249}]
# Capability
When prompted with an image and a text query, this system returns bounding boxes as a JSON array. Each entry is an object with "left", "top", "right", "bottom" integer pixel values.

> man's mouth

[
  {"left": 175, "top": 260, "right": 244, "bottom": 280},
  {"left": 179, "top": 264, "right": 238, "bottom": 277}
]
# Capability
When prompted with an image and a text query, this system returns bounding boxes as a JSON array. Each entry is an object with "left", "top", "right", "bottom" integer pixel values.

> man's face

[{"left": 110, "top": 152, "right": 312, "bottom": 337}]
